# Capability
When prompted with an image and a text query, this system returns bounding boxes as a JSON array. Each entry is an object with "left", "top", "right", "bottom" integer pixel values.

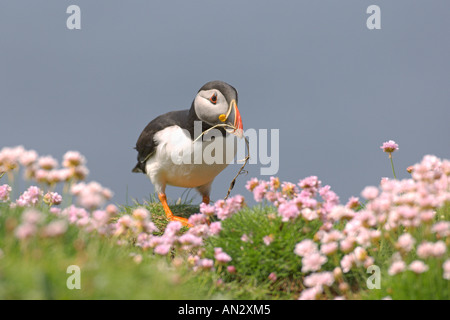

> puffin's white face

[{"left": 194, "top": 89, "right": 229, "bottom": 126}]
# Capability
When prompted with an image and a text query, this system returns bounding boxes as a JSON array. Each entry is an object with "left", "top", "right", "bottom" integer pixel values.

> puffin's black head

[{"left": 193, "top": 80, "right": 243, "bottom": 138}]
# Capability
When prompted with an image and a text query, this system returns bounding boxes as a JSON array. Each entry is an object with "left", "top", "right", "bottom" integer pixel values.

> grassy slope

[
  {"left": 0, "top": 202, "right": 214, "bottom": 300},
  {"left": 1, "top": 200, "right": 449, "bottom": 300}
]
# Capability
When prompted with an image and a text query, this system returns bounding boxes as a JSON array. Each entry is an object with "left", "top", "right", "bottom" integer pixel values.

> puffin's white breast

[{"left": 145, "top": 125, "right": 237, "bottom": 188}]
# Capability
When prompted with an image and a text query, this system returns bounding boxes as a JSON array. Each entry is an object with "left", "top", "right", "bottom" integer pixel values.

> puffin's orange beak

[{"left": 233, "top": 103, "right": 243, "bottom": 138}]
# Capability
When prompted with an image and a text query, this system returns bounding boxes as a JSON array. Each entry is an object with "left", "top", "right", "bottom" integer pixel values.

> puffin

[{"left": 132, "top": 81, "right": 243, "bottom": 226}]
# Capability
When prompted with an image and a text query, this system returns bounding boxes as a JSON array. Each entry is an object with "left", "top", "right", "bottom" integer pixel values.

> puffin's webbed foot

[{"left": 158, "top": 193, "right": 193, "bottom": 228}]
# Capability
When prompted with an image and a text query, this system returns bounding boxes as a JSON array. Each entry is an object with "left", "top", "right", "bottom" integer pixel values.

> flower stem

[{"left": 389, "top": 153, "right": 397, "bottom": 180}]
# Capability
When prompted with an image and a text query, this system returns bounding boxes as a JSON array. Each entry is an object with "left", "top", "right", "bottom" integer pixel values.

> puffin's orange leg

[
  {"left": 202, "top": 195, "right": 210, "bottom": 204},
  {"left": 158, "top": 193, "right": 192, "bottom": 227}
]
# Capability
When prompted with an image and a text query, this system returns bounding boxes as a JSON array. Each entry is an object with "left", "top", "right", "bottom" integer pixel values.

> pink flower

[
  {"left": 214, "top": 247, "right": 232, "bottom": 264},
  {"left": 380, "top": 140, "right": 399, "bottom": 153},
  {"left": 164, "top": 221, "right": 183, "bottom": 237},
  {"left": 154, "top": 244, "right": 171, "bottom": 255},
  {"left": 388, "top": 260, "right": 406, "bottom": 276},
  {"left": 15, "top": 223, "right": 37, "bottom": 240},
  {"left": 417, "top": 241, "right": 447, "bottom": 259},
  {"left": 303, "top": 272, "right": 334, "bottom": 288},
  {"left": 301, "top": 253, "right": 327, "bottom": 273},
  {"left": 346, "top": 196, "right": 360, "bottom": 209},
  {"left": 72, "top": 165, "right": 89, "bottom": 181},
  {"left": 298, "top": 286, "right": 322, "bottom": 300},
  {"left": 443, "top": 260, "right": 450, "bottom": 280},
  {"left": 294, "top": 239, "right": 318, "bottom": 257},
  {"left": 431, "top": 241, "right": 447, "bottom": 258},
  {"left": 43, "top": 192, "right": 63, "bottom": 206},
  {"left": 0, "top": 184, "right": 12, "bottom": 202},
  {"left": 361, "top": 186, "right": 379, "bottom": 200},
  {"left": 278, "top": 201, "right": 300, "bottom": 221},
  {"left": 106, "top": 204, "right": 119, "bottom": 216},
  {"left": 241, "top": 234, "right": 250, "bottom": 242},
  {"left": 340, "top": 237, "right": 355, "bottom": 253},
  {"left": 354, "top": 247, "right": 368, "bottom": 261},
  {"left": 19, "top": 150, "right": 38, "bottom": 167},
  {"left": 269, "top": 177, "right": 281, "bottom": 191},
  {"left": 320, "top": 242, "right": 338, "bottom": 256},
  {"left": 50, "top": 207, "right": 61, "bottom": 215},
  {"left": 329, "top": 205, "right": 355, "bottom": 221},
  {"left": 209, "top": 221, "right": 222, "bottom": 236},
  {"left": 319, "top": 185, "right": 340, "bottom": 213},
  {"left": 62, "top": 151, "right": 86, "bottom": 168},
  {"left": 132, "top": 207, "right": 150, "bottom": 221},
  {"left": 264, "top": 191, "right": 278, "bottom": 202},
  {"left": 245, "top": 178, "right": 259, "bottom": 192},
  {"left": 0, "top": 146, "right": 24, "bottom": 170},
  {"left": 214, "top": 195, "right": 244, "bottom": 220},
  {"left": 42, "top": 220, "right": 68, "bottom": 237},
  {"left": 16, "top": 186, "right": 42, "bottom": 207},
  {"left": 178, "top": 233, "right": 203, "bottom": 248},
  {"left": 38, "top": 156, "right": 58, "bottom": 170},
  {"left": 408, "top": 260, "right": 429, "bottom": 274},
  {"left": 197, "top": 258, "right": 214, "bottom": 270},
  {"left": 432, "top": 222, "right": 450, "bottom": 238},
  {"left": 340, "top": 254, "right": 355, "bottom": 273},
  {"left": 227, "top": 265, "right": 236, "bottom": 274},
  {"left": 396, "top": 233, "right": 416, "bottom": 253},
  {"left": 299, "top": 176, "right": 321, "bottom": 191},
  {"left": 301, "top": 208, "right": 319, "bottom": 221},
  {"left": 92, "top": 210, "right": 110, "bottom": 225},
  {"left": 263, "top": 235, "right": 274, "bottom": 246},
  {"left": 199, "top": 202, "right": 215, "bottom": 216},
  {"left": 281, "top": 182, "right": 298, "bottom": 198},
  {"left": 117, "top": 215, "right": 132, "bottom": 228},
  {"left": 268, "top": 272, "right": 277, "bottom": 282},
  {"left": 252, "top": 181, "right": 268, "bottom": 202},
  {"left": 71, "top": 181, "right": 113, "bottom": 210},
  {"left": 188, "top": 213, "right": 207, "bottom": 226}
]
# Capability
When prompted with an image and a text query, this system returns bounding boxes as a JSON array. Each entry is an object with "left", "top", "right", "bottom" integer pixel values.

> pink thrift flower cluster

[
  {"left": 71, "top": 181, "right": 113, "bottom": 210},
  {"left": 202, "top": 195, "right": 245, "bottom": 220},
  {"left": 0, "top": 146, "right": 89, "bottom": 185},
  {"left": 0, "top": 146, "right": 29, "bottom": 172},
  {"left": 380, "top": 140, "right": 399, "bottom": 153},
  {"left": 134, "top": 195, "right": 244, "bottom": 271},
  {"left": 247, "top": 155, "right": 449, "bottom": 299},
  {"left": 0, "top": 146, "right": 118, "bottom": 241},
  {"left": 295, "top": 155, "right": 450, "bottom": 299},
  {"left": 52, "top": 204, "right": 120, "bottom": 235},
  {"left": 14, "top": 208, "right": 68, "bottom": 240},
  {"left": 43, "top": 192, "right": 63, "bottom": 206},
  {"left": 0, "top": 184, "right": 12, "bottom": 202},
  {"left": 246, "top": 176, "right": 341, "bottom": 223},
  {"left": 15, "top": 186, "right": 43, "bottom": 207}
]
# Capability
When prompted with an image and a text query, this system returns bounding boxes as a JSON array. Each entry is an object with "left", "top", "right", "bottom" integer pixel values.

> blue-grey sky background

[{"left": 1, "top": 1, "right": 449, "bottom": 206}]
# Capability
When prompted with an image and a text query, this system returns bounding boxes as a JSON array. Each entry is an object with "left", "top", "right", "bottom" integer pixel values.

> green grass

[
  {"left": 1, "top": 199, "right": 448, "bottom": 300},
  {"left": 0, "top": 202, "right": 215, "bottom": 300},
  {"left": 204, "top": 205, "right": 322, "bottom": 299}
]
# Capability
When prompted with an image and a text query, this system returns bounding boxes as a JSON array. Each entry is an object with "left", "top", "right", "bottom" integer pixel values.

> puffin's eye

[{"left": 209, "top": 93, "right": 217, "bottom": 104}]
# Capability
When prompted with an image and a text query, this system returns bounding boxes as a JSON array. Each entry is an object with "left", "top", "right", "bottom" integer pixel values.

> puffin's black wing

[{"left": 132, "top": 110, "right": 192, "bottom": 174}]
